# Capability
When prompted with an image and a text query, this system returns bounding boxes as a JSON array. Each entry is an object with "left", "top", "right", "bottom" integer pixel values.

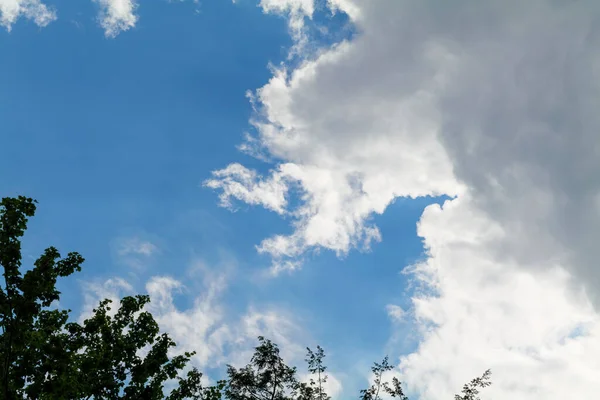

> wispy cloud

[
  {"left": 112, "top": 236, "right": 159, "bottom": 272},
  {"left": 385, "top": 304, "right": 406, "bottom": 323},
  {"left": 117, "top": 237, "right": 158, "bottom": 257},
  {"left": 78, "top": 260, "right": 312, "bottom": 377},
  {"left": 0, "top": 0, "right": 56, "bottom": 31},
  {"left": 258, "top": 0, "right": 314, "bottom": 55}
]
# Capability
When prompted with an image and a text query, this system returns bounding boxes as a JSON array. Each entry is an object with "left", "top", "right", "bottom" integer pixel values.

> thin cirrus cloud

[{"left": 206, "top": 0, "right": 600, "bottom": 399}]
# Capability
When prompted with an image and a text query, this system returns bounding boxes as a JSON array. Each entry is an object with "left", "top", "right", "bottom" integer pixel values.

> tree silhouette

[
  {"left": 224, "top": 336, "right": 298, "bottom": 400},
  {"left": 305, "top": 346, "right": 329, "bottom": 400},
  {"left": 454, "top": 369, "right": 492, "bottom": 400},
  {"left": 359, "top": 356, "right": 408, "bottom": 400}
]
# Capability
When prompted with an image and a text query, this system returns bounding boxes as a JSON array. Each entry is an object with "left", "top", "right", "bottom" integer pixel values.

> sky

[{"left": 2, "top": 0, "right": 600, "bottom": 399}]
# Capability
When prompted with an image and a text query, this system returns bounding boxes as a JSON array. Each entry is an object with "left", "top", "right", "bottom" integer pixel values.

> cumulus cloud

[
  {"left": 93, "top": 0, "right": 138, "bottom": 38},
  {"left": 207, "top": 1, "right": 459, "bottom": 272},
  {"left": 207, "top": 0, "right": 600, "bottom": 398},
  {"left": 398, "top": 196, "right": 600, "bottom": 399},
  {"left": 0, "top": 0, "right": 56, "bottom": 31}
]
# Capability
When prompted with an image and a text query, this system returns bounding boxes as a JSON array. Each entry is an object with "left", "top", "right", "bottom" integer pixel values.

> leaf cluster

[{"left": 0, "top": 197, "right": 211, "bottom": 400}]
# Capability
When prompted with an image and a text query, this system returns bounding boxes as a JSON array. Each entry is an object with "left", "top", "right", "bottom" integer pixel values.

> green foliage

[
  {"left": 0, "top": 196, "right": 83, "bottom": 399},
  {"left": 0, "top": 196, "right": 214, "bottom": 399},
  {"left": 224, "top": 336, "right": 299, "bottom": 400},
  {"left": 61, "top": 295, "right": 210, "bottom": 399}
]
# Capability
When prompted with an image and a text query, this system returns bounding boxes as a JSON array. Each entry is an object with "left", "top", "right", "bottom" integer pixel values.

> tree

[
  {"left": 231, "top": 340, "right": 489, "bottom": 400},
  {"left": 454, "top": 369, "right": 492, "bottom": 400},
  {"left": 359, "top": 356, "right": 407, "bottom": 400},
  {"left": 0, "top": 196, "right": 217, "bottom": 399},
  {"left": 224, "top": 336, "right": 298, "bottom": 400},
  {"left": 304, "top": 346, "right": 329, "bottom": 400}
]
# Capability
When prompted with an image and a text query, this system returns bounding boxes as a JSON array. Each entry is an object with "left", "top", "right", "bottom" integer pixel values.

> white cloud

[
  {"left": 208, "top": 0, "right": 600, "bottom": 398},
  {"left": 233, "top": 305, "right": 307, "bottom": 366},
  {"left": 150, "top": 283, "right": 308, "bottom": 371},
  {"left": 207, "top": 1, "right": 460, "bottom": 272},
  {"left": 322, "top": 373, "right": 343, "bottom": 400},
  {"left": 204, "top": 163, "right": 292, "bottom": 214},
  {"left": 259, "top": 0, "right": 313, "bottom": 17},
  {"left": 257, "top": 0, "right": 315, "bottom": 56},
  {"left": 144, "top": 274, "right": 230, "bottom": 367},
  {"left": 0, "top": 0, "right": 56, "bottom": 31},
  {"left": 117, "top": 237, "right": 158, "bottom": 257},
  {"left": 80, "top": 262, "right": 310, "bottom": 375},
  {"left": 298, "top": 371, "right": 343, "bottom": 400},
  {"left": 93, "top": 0, "right": 138, "bottom": 38},
  {"left": 79, "top": 277, "right": 135, "bottom": 322},
  {"left": 385, "top": 304, "right": 406, "bottom": 323},
  {"left": 398, "top": 196, "right": 600, "bottom": 399},
  {"left": 327, "top": 0, "right": 359, "bottom": 21},
  {"left": 112, "top": 236, "right": 159, "bottom": 271}
]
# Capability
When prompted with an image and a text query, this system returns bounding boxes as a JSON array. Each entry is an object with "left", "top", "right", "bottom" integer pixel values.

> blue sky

[
  {"left": 4, "top": 1, "right": 600, "bottom": 399},
  {"left": 0, "top": 0, "right": 442, "bottom": 396}
]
